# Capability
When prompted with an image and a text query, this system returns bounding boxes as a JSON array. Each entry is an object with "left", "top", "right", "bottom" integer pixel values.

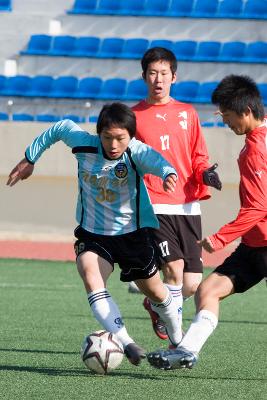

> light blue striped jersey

[{"left": 25, "top": 119, "right": 177, "bottom": 235}]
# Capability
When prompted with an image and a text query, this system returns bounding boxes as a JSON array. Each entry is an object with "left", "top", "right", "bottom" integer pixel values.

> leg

[
  {"left": 147, "top": 272, "right": 234, "bottom": 370},
  {"left": 143, "top": 259, "right": 184, "bottom": 340},
  {"left": 77, "top": 251, "right": 145, "bottom": 365},
  {"left": 183, "top": 271, "right": 202, "bottom": 298},
  {"left": 136, "top": 272, "right": 183, "bottom": 345}
]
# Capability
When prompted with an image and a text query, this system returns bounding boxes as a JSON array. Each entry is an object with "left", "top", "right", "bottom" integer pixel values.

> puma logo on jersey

[
  {"left": 255, "top": 170, "right": 263, "bottom": 178},
  {"left": 156, "top": 113, "right": 167, "bottom": 121}
]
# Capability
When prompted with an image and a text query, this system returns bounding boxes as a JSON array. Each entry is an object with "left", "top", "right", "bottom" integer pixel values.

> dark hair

[
  {"left": 212, "top": 74, "right": 265, "bottom": 120},
  {"left": 97, "top": 102, "right": 136, "bottom": 138},
  {"left": 141, "top": 47, "right": 177, "bottom": 77}
]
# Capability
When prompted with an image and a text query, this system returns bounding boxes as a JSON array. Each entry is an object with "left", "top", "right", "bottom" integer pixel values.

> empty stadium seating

[
  {"left": 171, "top": 81, "right": 199, "bottom": 102},
  {"left": 20, "top": 36, "right": 267, "bottom": 64},
  {"left": 219, "top": 41, "right": 246, "bottom": 62},
  {"left": 124, "top": 79, "right": 147, "bottom": 101},
  {"left": 193, "top": 0, "right": 218, "bottom": 18},
  {"left": 12, "top": 113, "right": 34, "bottom": 121},
  {"left": 77, "top": 77, "right": 103, "bottom": 98},
  {"left": 0, "top": 74, "right": 266, "bottom": 106},
  {"left": 67, "top": 0, "right": 267, "bottom": 19},
  {"left": 0, "top": 0, "right": 11, "bottom": 11},
  {"left": 98, "top": 78, "right": 127, "bottom": 99},
  {"left": 217, "top": 0, "right": 243, "bottom": 18}
]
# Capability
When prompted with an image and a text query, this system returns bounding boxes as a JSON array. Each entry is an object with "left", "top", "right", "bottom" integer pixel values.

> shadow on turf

[
  {"left": 0, "top": 347, "right": 77, "bottom": 355},
  {"left": 0, "top": 364, "right": 266, "bottom": 382}
]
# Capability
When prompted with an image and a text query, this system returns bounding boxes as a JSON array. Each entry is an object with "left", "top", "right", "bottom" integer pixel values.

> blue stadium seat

[
  {"left": 0, "top": 112, "right": 8, "bottom": 120},
  {"left": 168, "top": 0, "right": 193, "bottom": 17},
  {"left": 95, "top": 0, "right": 121, "bottom": 14},
  {"left": 0, "top": 0, "right": 11, "bottom": 11},
  {"left": 51, "top": 35, "right": 76, "bottom": 56},
  {"left": 99, "top": 38, "right": 124, "bottom": 58},
  {"left": 73, "top": 36, "right": 100, "bottom": 57},
  {"left": 194, "top": 41, "right": 221, "bottom": 61},
  {"left": 119, "top": 0, "right": 144, "bottom": 15},
  {"left": 36, "top": 114, "right": 60, "bottom": 122},
  {"left": 244, "top": 42, "right": 267, "bottom": 63},
  {"left": 216, "top": 121, "right": 226, "bottom": 127},
  {"left": 124, "top": 79, "right": 147, "bottom": 100},
  {"left": 149, "top": 39, "right": 174, "bottom": 51},
  {"left": 201, "top": 121, "right": 215, "bottom": 127},
  {"left": 5, "top": 75, "right": 32, "bottom": 96},
  {"left": 173, "top": 40, "right": 197, "bottom": 61},
  {"left": 171, "top": 81, "right": 199, "bottom": 102},
  {"left": 219, "top": 41, "right": 246, "bottom": 62},
  {"left": 193, "top": 0, "right": 218, "bottom": 17},
  {"left": 217, "top": 0, "right": 243, "bottom": 18},
  {"left": 0, "top": 75, "right": 7, "bottom": 94},
  {"left": 12, "top": 113, "right": 34, "bottom": 121},
  {"left": 121, "top": 38, "right": 149, "bottom": 59},
  {"left": 63, "top": 114, "right": 86, "bottom": 123},
  {"left": 243, "top": 0, "right": 267, "bottom": 19},
  {"left": 77, "top": 77, "right": 103, "bottom": 98},
  {"left": 98, "top": 78, "right": 127, "bottom": 99},
  {"left": 51, "top": 76, "right": 79, "bottom": 98},
  {"left": 29, "top": 75, "right": 54, "bottom": 97},
  {"left": 195, "top": 81, "right": 219, "bottom": 103},
  {"left": 21, "top": 34, "right": 52, "bottom": 55},
  {"left": 143, "top": 0, "right": 170, "bottom": 16},
  {"left": 258, "top": 83, "right": 267, "bottom": 105},
  {"left": 68, "top": 0, "right": 97, "bottom": 14},
  {"left": 89, "top": 115, "right": 98, "bottom": 123}
]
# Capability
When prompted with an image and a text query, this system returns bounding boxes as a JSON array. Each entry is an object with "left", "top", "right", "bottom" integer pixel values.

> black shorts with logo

[
  {"left": 74, "top": 226, "right": 159, "bottom": 282},
  {"left": 213, "top": 243, "right": 267, "bottom": 293},
  {"left": 151, "top": 214, "right": 203, "bottom": 273}
]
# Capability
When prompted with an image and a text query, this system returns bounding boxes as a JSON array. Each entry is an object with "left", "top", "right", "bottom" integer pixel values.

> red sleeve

[
  {"left": 190, "top": 109, "right": 210, "bottom": 183},
  {"left": 209, "top": 153, "right": 267, "bottom": 250}
]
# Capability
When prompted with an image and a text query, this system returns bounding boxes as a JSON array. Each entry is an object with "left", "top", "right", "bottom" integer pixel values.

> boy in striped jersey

[{"left": 7, "top": 102, "right": 183, "bottom": 366}]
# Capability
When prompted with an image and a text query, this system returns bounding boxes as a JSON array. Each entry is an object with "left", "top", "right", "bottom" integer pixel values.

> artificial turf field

[{"left": 0, "top": 258, "right": 266, "bottom": 400}]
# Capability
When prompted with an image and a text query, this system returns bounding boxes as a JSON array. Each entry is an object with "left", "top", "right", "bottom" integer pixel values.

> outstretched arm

[{"left": 6, "top": 158, "right": 34, "bottom": 187}]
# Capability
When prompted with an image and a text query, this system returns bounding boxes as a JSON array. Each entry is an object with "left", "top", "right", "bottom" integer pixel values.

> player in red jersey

[
  {"left": 147, "top": 74, "right": 267, "bottom": 369},
  {"left": 130, "top": 47, "right": 222, "bottom": 343}
]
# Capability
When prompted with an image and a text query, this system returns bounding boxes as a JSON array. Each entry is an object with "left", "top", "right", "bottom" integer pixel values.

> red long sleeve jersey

[
  {"left": 210, "top": 124, "right": 267, "bottom": 249},
  {"left": 132, "top": 99, "right": 211, "bottom": 205}
]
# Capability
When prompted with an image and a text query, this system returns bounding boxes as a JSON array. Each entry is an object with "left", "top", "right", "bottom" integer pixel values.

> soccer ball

[{"left": 81, "top": 330, "right": 124, "bottom": 374}]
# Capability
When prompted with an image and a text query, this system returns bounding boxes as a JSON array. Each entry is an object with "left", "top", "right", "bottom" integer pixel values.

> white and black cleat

[{"left": 147, "top": 347, "right": 198, "bottom": 370}]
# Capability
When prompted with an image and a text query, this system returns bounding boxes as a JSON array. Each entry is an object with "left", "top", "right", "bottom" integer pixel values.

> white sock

[
  {"left": 88, "top": 289, "right": 133, "bottom": 348},
  {"left": 165, "top": 283, "right": 183, "bottom": 329},
  {"left": 150, "top": 289, "right": 183, "bottom": 345},
  {"left": 180, "top": 309, "right": 218, "bottom": 354}
]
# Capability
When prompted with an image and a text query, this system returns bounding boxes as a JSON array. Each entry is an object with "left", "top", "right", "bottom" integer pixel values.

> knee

[
  {"left": 163, "top": 260, "right": 184, "bottom": 285},
  {"left": 195, "top": 280, "right": 219, "bottom": 308},
  {"left": 183, "top": 273, "right": 202, "bottom": 298}
]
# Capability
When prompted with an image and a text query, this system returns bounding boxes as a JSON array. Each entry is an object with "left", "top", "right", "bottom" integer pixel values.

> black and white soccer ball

[{"left": 81, "top": 330, "right": 124, "bottom": 374}]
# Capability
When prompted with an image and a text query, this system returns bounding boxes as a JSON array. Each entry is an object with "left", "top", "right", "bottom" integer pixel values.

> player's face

[
  {"left": 144, "top": 60, "right": 176, "bottom": 104},
  {"left": 100, "top": 126, "right": 131, "bottom": 159},
  {"left": 218, "top": 109, "right": 250, "bottom": 135}
]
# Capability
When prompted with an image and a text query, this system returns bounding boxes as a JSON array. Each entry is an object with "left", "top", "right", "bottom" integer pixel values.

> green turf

[{"left": 0, "top": 259, "right": 266, "bottom": 400}]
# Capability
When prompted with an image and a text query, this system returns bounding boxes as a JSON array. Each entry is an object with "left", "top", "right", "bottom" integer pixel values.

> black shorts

[
  {"left": 213, "top": 243, "right": 267, "bottom": 293},
  {"left": 151, "top": 214, "right": 203, "bottom": 273},
  {"left": 74, "top": 226, "right": 159, "bottom": 283}
]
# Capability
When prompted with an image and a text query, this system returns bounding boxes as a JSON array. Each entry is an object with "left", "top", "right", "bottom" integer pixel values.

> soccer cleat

[
  {"left": 147, "top": 346, "right": 198, "bottom": 370},
  {"left": 128, "top": 281, "right": 141, "bottom": 294},
  {"left": 124, "top": 342, "right": 146, "bottom": 366},
  {"left": 143, "top": 297, "right": 168, "bottom": 340}
]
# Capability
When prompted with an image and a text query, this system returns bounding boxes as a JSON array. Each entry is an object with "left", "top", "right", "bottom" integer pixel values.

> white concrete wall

[{"left": 0, "top": 122, "right": 241, "bottom": 183}]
